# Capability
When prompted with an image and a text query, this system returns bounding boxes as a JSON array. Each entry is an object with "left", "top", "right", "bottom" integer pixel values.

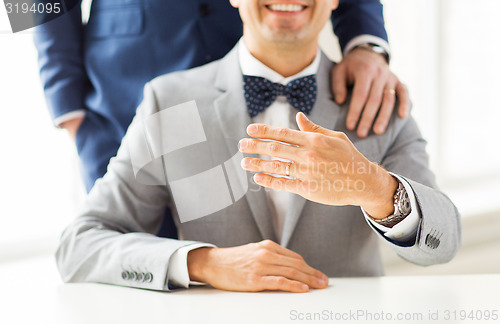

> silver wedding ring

[{"left": 285, "top": 162, "right": 292, "bottom": 177}]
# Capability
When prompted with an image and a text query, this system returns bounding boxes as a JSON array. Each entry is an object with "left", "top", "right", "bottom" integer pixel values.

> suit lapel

[
  {"left": 281, "top": 53, "right": 341, "bottom": 248},
  {"left": 213, "top": 47, "right": 277, "bottom": 241}
]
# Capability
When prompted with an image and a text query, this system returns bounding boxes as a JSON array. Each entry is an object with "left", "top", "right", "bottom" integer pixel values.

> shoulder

[{"left": 146, "top": 59, "right": 222, "bottom": 110}]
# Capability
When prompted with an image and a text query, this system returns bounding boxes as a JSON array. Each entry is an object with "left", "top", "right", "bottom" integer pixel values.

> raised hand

[{"left": 239, "top": 112, "right": 397, "bottom": 218}]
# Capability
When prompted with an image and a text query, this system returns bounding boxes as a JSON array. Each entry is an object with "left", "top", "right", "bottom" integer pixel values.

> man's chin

[
  {"left": 262, "top": 27, "right": 306, "bottom": 44},
  {"left": 264, "top": 17, "right": 308, "bottom": 31}
]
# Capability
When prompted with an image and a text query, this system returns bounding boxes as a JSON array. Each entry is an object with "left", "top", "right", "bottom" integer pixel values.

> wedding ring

[
  {"left": 285, "top": 162, "right": 292, "bottom": 177},
  {"left": 383, "top": 88, "right": 396, "bottom": 95}
]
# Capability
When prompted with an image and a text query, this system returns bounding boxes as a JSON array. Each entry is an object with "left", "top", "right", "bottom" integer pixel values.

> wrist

[
  {"left": 187, "top": 247, "right": 214, "bottom": 283},
  {"left": 60, "top": 116, "right": 85, "bottom": 140},
  {"left": 351, "top": 43, "right": 390, "bottom": 64},
  {"left": 361, "top": 166, "right": 398, "bottom": 218}
]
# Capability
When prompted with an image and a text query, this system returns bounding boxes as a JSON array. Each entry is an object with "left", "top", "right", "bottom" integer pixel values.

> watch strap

[{"left": 352, "top": 43, "right": 390, "bottom": 64}]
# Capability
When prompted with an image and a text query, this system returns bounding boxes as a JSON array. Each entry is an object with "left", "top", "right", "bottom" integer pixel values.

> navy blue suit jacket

[{"left": 34, "top": 0, "right": 388, "bottom": 191}]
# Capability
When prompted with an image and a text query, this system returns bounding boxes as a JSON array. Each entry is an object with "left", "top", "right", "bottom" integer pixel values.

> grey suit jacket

[{"left": 56, "top": 47, "right": 461, "bottom": 291}]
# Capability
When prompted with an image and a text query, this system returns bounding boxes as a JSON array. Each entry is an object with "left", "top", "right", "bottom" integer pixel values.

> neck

[{"left": 243, "top": 35, "right": 318, "bottom": 77}]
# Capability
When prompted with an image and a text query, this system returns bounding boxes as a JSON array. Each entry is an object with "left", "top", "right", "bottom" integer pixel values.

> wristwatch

[
  {"left": 370, "top": 181, "right": 411, "bottom": 228},
  {"left": 353, "top": 43, "right": 390, "bottom": 64}
]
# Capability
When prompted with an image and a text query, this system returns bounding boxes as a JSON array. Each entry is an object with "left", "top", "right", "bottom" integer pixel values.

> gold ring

[
  {"left": 285, "top": 162, "right": 292, "bottom": 177},
  {"left": 383, "top": 88, "right": 396, "bottom": 95}
]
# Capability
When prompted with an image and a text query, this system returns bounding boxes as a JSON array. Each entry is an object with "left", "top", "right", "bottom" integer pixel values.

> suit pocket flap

[{"left": 86, "top": 7, "right": 143, "bottom": 38}]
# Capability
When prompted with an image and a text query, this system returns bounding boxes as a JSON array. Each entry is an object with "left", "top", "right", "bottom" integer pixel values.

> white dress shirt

[{"left": 166, "top": 39, "right": 417, "bottom": 289}]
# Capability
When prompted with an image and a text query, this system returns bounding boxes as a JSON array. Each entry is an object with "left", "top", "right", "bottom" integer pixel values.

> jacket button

[
  {"left": 144, "top": 272, "right": 153, "bottom": 283},
  {"left": 137, "top": 272, "right": 144, "bottom": 282},
  {"left": 129, "top": 271, "right": 138, "bottom": 281},
  {"left": 121, "top": 271, "right": 130, "bottom": 280},
  {"left": 199, "top": 4, "right": 211, "bottom": 17}
]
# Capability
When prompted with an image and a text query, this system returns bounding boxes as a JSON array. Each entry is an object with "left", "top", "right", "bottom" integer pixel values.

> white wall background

[
  {"left": 0, "top": 7, "right": 85, "bottom": 261},
  {"left": 0, "top": 1, "right": 499, "bottom": 269}
]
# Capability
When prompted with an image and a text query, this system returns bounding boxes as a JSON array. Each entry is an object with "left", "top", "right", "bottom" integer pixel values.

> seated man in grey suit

[{"left": 56, "top": 0, "right": 461, "bottom": 293}]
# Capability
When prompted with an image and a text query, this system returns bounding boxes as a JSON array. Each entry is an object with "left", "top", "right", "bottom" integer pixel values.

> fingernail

[
  {"left": 301, "top": 284, "right": 309, "bottom": 291},
  {"left": 359, "top": 130, "right": 368, "bottom": 138},
  {"left": 241, "top": 158, "right": 250, "bottom": 168},
  {"left": 247, "top": 124, "right": 257, "bottom": 135},
  {"left": 238, "top": 139, "right": 247, "bottom": 150}
]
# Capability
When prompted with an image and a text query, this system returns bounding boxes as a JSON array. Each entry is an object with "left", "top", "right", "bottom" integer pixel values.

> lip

[
  {"left": 264, "top": 0, "right": 310, "bottom": 6},
  {"left": 264, "top": 1, "right": 310, "bottom": 14}
]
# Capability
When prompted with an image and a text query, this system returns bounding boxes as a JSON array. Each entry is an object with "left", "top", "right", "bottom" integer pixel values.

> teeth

[{"left": 268, "top": 4, "right": 305, "bottom": 12}]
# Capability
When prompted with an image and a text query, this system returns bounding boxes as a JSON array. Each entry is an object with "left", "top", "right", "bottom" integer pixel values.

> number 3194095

[{"left": 5, "top": 2, "right": 61, "bottom": 14}]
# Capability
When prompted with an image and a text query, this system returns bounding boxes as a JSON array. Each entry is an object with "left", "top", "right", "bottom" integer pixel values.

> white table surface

[{"left": 1, "top": 256, "right": 499, "bottom": 324}]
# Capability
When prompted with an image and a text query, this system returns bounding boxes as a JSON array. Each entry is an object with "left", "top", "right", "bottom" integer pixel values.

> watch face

[{"left": 397, "top": 190, "right": 411, "bottom": 215}]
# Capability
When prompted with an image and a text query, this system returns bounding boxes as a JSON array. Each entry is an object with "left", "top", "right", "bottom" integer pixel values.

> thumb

[{"left": 296, "top": 112, "right": 337, "bottom": 137}]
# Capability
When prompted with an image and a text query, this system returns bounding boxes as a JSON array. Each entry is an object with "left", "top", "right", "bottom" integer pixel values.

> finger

[
  {"left": 356, "top": 77, "right": 386, "bottom": 138},
  {"left": 331, "top": 63, "right": 347, "bottom": 104},
  {"left": 238, "top": 138, "right": 298, "bottom": 161},
  {"left": 258, "top": 276, "right": 309, "bottom": 293},
  {"left": 241, "top": 158, "right": 299, "bottom": 179},
  {"left": 267, "top": 253, "right": 328, "bottom": 281},
  {"left": 254, "top": 240, "right": 329, "bottom": 281},
  {"left": 346, "top": 76, "right": 372, "bottom": 131},
  {"left": 263, "top": 266, "right": 328, "bottom": 289},
  {"left": 373, "top": 84, "right": 397, "bottom": 135},
  {"left": 396, "top": 82, "right": 410, "bottom": 118},
  {"left": 247, "top": 124, "right": 306, "bottom": 146},
  {"left": 296, "top": 112, "right": 339, "bottom": 137},
  {"left": 253, "top": 173, "right": 302, "bottom": 194}
]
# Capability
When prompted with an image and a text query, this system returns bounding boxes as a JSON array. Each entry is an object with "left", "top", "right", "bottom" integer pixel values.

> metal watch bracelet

[
  {"left": 352, "top": 43, "right": 390, "bottom": 64},
  {"left": 370, "top": 181, "right": 411, "bottom": 228}
]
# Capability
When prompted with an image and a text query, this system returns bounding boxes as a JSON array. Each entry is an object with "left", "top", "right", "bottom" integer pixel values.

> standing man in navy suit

[{"left": 34, "top": 1, "right": 409, "bottom": 238}]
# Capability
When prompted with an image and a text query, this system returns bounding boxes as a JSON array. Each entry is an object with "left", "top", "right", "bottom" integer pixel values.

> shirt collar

[{"left": 238, "top": 38, "right": 321, "bottom": 86}]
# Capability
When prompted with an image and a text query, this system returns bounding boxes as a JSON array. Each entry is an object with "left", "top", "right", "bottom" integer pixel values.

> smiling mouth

[{"left": 266, "top": 4, "right": 307, "bottom": 12}]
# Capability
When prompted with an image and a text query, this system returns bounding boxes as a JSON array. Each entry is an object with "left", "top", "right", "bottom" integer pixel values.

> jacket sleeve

[
  {"left": 33, "top": 3, "right": 88, "bottom": 122},
  {"left": 331, "top": 0, "right": 389, "bottom": 53},
  {"left": 372, "top": 114, "right": 461, "bottom": 266},
  {"left": 55, "top": 82, "right": 204, "bottom": 291}
]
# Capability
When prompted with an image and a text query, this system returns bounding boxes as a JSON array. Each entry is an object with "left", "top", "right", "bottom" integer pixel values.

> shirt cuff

[
  {"left": 343, "top": 34, "right": 391, "bottom": 61},
  {"left": 166, "top": 243, "right": 216, "bottom": 289},
  {"left": 362, "top": 174, "right": 420, "bottom": 243},
  {"left": 53, "top": 110, "right": 86, "bottom": 128}
]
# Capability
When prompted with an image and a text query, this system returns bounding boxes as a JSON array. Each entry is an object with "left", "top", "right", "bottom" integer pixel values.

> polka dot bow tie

[{"left": 243, "top": 75, "right": 317, "bottom": 117}]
